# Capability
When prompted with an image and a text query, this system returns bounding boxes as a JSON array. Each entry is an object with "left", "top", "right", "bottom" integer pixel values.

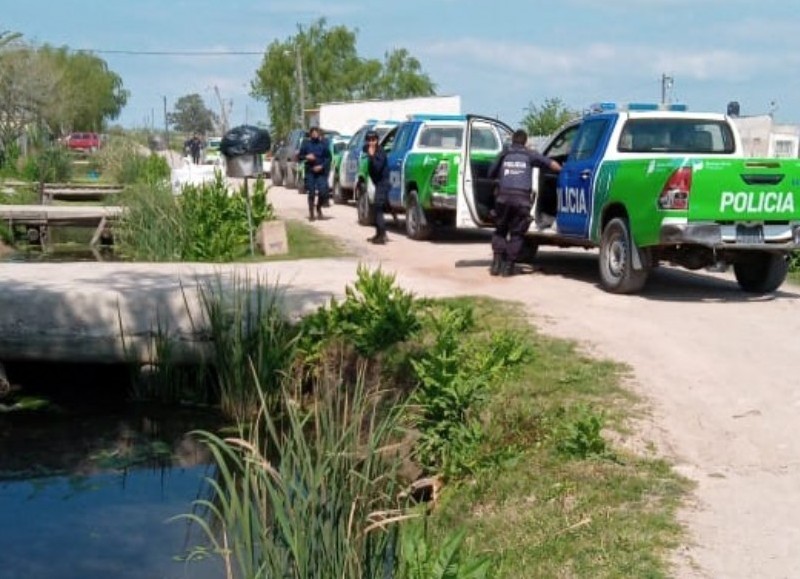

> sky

[{"left": 7, "top": 0, "right": 800, "bottom": 132}]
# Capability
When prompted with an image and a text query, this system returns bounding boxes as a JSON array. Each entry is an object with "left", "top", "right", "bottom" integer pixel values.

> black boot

[
  {"left": 490, "top": 254, "right": 504, "bottom": 276},
  {"left": 368, "top": 232, "right": 387, "bottom": 244},
  {"left": 308, "top": 204, "right": 315, "bottom": 222},
  {"left": 501, "top": 260, "right": 515, "bottom": 277},
  {"left": 316, "top": 205, "right": 323, "bottom": 220}
]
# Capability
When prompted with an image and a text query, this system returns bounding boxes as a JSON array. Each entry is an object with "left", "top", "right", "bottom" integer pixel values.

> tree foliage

[
  {"left": 37, "top": 45, "right": 129, "bottom": 133},
  {"left": 251, "top": 18, "right": 436, "bottom": 140},
  {"left": 521, "top": 97, "right": 578, "bottom": 136},
  {"left": 0, "top": 38, "right": 128, "bottom": 157},
  {"left": 167, "top": 93, "right": 218, "bottom": 135},
  {"left": 0, "top": 45, "right": 60, "bottom": 157}
]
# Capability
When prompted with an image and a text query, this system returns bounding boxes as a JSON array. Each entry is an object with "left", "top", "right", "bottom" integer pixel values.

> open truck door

[{"left": 457, "top": 115, "right": 514, "bottom": 230}]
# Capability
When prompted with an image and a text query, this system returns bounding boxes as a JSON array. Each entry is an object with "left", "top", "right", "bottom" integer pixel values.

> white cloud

[{"left": 420, "top": 37, "right": 782, "bottom": 85}]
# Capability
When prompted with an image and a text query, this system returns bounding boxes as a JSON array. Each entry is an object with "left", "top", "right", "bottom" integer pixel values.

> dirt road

[{"left": 269, "top": 184, "right": 800, "bottom": 578}]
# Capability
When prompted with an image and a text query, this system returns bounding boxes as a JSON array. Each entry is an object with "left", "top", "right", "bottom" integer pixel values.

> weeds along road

[{"left": 267, "top": 183, "right": 800, "bottom": 579}]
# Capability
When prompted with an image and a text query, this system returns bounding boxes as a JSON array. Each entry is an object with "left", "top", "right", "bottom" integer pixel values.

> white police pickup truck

[{"left": 459, "top": 103, "right": 800, "bottom": 294}]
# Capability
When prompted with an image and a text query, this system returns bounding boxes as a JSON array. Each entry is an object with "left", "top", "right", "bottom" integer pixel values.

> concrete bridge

[{"left": 0, "top": 259, "right": 367, "bottom": 365}]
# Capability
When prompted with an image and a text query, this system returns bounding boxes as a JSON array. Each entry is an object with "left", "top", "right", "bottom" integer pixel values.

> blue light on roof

[
  {"left": 587, "top": 102, "right": 689, "bottom": 114},
  {"left": 407, "top": 114, "right": 466, "bottom": 121}
]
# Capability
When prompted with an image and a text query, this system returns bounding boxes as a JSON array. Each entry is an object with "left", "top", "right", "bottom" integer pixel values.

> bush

[
  {"left": 116, "top": 174, "right": 274, "bottom": 262},
  {"left": 21, "top": 147, "right": 72, "bottom": 182},
  {"left": 410, "top": 303, "right": 532, "bottom": 478},
  {"left": 118, "top": 151, "right": 170, "bottom": 185},
  {"left": 554, "top": 404, "right": 611, "bottom": 459},
  {"left": 298, "top": 265, "right": 421, "bottom": 362},
  {"left": 180, "top": 378, "right": 408, "bottom": 578}
]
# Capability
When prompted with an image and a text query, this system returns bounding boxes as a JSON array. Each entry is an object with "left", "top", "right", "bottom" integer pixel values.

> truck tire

[
  {"left": 356, "top": 181, "right": 375, "bottom": 226},
  {"left": 285, "top": 164, "right": 297, "bottom": 189},
  {"left": 271, "top": 162, "right": 283, "bottom": 186},
  {"left": 733, "top": 252, "right": 788, "bottom": 293},
  {"left": 599, "top": 217, "right": 649, "bottom": 294},
  {"left": 405, "top": 193, "right": 433, "bottom": 241},
  {"left": 332, "top": 176, "right": 347, "bottom": 204}
]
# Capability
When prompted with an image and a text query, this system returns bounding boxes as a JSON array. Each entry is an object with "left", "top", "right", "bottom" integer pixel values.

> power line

[{"left": 74, "top": 48, "right": 262, "bottom": 56}]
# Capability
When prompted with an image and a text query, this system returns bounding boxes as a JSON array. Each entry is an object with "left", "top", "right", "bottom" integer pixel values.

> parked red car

[{"left": 65, "top": 132, "right": 101, "bottom": 152}]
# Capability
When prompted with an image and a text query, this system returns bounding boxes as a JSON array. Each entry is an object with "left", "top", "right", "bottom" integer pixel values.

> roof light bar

[
  {"left": 587, "top": 102, "right": 688, "bottom": 114},
  {"left": 406, "top": 114, "right": 466, "bottom": 121}
]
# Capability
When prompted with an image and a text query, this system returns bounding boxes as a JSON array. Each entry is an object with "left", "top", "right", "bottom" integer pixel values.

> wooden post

[{"left": 90, "top": 216, "right": 107, "bottom": 247}]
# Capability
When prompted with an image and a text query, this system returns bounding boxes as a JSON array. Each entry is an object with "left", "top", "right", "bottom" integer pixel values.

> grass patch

[
  {"left": 418, "top": 297, "right": 691, "bottom": 578},
  {"left": 160, "top": 272, "right": 688, "bottom": 576},
  {"left": 282, "top": 218, "right": 350, "bottom": 259}
]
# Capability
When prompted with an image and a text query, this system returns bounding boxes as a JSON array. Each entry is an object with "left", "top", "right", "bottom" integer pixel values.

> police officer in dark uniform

[
  {"left": 296, "top": 126, "right": 332, "bottom": 221},
  {"left": 363, "top": 129, "right": 389, "bottom": 244},
  {"left": 487, "top": 129, "right": 561, "bottom": 277}
]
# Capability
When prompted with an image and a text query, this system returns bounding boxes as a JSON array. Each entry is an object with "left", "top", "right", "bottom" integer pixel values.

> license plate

[{"left": 736, "top": 224, "right": 764, "bottom": 244}]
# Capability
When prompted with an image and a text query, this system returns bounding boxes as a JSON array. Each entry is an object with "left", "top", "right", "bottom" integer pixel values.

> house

[{"left": 730, "top": 114, "right": 800, "bottom": 158}]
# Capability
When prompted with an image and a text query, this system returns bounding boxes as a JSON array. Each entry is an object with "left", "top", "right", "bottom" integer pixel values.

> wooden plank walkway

[
  {"left": 0, "top": 205, "right": 123, "bottom": 226},
  {"left": 0, "top": 205, "right": 124, "bottom": 246},
  {"left": 43, "top": 184, "right": 123, "bottom": 202}
]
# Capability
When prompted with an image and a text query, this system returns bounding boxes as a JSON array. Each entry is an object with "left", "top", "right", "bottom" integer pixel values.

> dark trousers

[
  {"left": 373, "top": 183, "right": 389, "bottom": 236},
  {"left": 305, "top": 171, "right": 329, "bottom": 209},
  {"left": 491, "top": 193, "right": 532, "bottom": 262}
]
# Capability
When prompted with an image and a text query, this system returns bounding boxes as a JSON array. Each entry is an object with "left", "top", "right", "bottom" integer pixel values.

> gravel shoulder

[{"left": 269, "top": 184, "right": 800, "bottom": 579}]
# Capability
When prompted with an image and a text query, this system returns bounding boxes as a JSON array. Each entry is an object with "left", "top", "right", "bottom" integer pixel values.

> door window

[
  {"left": 570, "top": 119, "right": 610, "bottom": 162},
  {"left": 545, "top": 124, "right": 580, "bottom": 159}
]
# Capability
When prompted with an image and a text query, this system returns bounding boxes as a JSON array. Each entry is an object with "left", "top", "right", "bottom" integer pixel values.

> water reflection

[
  {"left": 3, "top": 245, "right": 118, "bottom": 263},
  {"left": 0, "top": 467, "right": 223, "bottom": 579},
  {"left": 0, "top": 403, "right": 224, "bottom": 579}
]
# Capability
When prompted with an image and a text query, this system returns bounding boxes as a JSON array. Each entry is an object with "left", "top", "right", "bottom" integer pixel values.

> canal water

[{"left": 0, "top": 363, "right": 225, "bottom": 579}]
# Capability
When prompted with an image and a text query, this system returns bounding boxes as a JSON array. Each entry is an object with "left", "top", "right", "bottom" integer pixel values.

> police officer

[
  {"left": 487, "top": 129, "right": 561, "bottom": 277},
  {"left": 363, "top": 130, "right": 389, "bottom": 244},
  {"left": 296, "top": 127, "right": 332, "bottom": 221}
]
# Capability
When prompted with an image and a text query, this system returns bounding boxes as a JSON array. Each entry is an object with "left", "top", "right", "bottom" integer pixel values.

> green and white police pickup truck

[
  {"left": 356, "top": 114, "right": 502, "bottom": 240},
  {"left": 459, "top": 103, "right": 800, "bottom": 294}
]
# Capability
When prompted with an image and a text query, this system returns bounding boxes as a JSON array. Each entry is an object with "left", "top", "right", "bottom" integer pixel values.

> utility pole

[
  {"left": 213, "top": 85, "right": 230, "bottom": 134},
  {"left": 295, "top": 44, "right": 306, "bottom": 128},
  {"left": 163, "top": 96, "right": 169, "bottom": 149},
  {"left": 661, "top": 74, "right": 674, "bottom": 105}
]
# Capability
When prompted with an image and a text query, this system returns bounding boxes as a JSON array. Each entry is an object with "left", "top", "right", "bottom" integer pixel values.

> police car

[
  {"left": 332, "top": 120, "right": 399, "bottom": 204},
  {"left": 460, "top": 102, "right": 800, "bottom": 294},
  {"left": 355, "top": 114, "right": 503, "bottom": 240}
]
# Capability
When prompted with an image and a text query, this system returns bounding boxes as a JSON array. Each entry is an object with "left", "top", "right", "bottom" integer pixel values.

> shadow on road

[{"left": 458, "top": 246, "right": 800, "bottom": 303}]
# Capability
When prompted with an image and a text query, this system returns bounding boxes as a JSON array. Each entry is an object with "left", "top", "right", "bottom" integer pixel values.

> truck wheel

[
  {"left": 271, "top": 162, "right": 283, "bottom": 186},
  {"left": 285, "top": 165, "right": 297, "bottom": 189},
  {"left": 405, "top": 193, "right": 433, "bottom": 241},
  {"left": 733, "top": 252, "right": 788, "bottom": 293},
  {"left": 332, "top": 177, "right": 347, "bottom": 204},
  {"left": 599, "top": 217, "right": 649, "bottom": 293},
  {"left": 356, "top": 182, "right": 375, "bottom": 226}
]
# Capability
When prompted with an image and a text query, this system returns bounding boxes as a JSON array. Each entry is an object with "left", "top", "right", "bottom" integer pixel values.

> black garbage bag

[{"left": 220, "top": 125, "right": 271, "bottom": 157}]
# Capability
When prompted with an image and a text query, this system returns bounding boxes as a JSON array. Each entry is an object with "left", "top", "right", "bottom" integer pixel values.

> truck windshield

[{"left": 618, "top": 119, "right": 735, "bottom": 154}]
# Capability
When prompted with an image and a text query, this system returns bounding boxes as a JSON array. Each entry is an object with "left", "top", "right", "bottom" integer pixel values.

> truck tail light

[
  {"left": 658, "top": 166, "right": 692, "bottom": 210},
  {"left": 431, "top": 160, "right": 449, "bottom": 188}
]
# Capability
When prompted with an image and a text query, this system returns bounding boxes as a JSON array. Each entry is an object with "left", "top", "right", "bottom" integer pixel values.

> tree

[
  {"left": 521, "top": 97, "right": 578, "bottom": 136},
  {"left": 167, "top": 93, "right": 218, "bottom": 135},
  {"left": 371, "top": 49, "right": 435, "bottom": 100},
  {"left": 251, "top": 18, "right": 436, "bottom": 140},
  {"left": 37, "top": 45, "right": 129, "bottom": 133},
  {"left": 0, "top": 41, "right": 129, "bottom": 151},
  {"left": 0, "top": 30, "right": 21, "bottom": 49},
  {"left": 0, "top": 46, "right": 61, "bottom": 157}
]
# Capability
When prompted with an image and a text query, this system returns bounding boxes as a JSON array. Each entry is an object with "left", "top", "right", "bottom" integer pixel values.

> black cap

[{"left": 365, "top": 129, "right": 379, "bottom": 140}]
